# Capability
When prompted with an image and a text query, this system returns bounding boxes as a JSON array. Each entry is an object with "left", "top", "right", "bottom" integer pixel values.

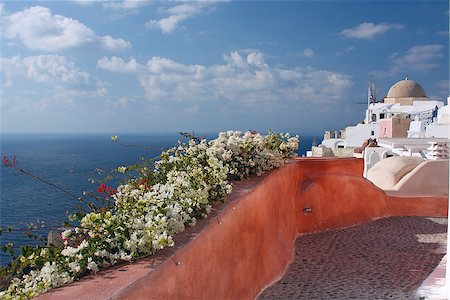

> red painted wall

[
  {"left": 387, "top": 195, "right": 448, "bottom": 216},
  {"left": 37, "top": 158, "right": 448, "bottom": 300},
  {"left": 114, "top": 158, "right": 389, "bottom": 299}
]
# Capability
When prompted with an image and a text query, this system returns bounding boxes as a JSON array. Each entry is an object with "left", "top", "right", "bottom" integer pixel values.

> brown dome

[{"left": 386, "top": 79, "right": 427, "bottom": 98}]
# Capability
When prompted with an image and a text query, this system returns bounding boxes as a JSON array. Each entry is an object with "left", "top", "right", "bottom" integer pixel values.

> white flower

[
  {"left": 2, "top": 130, "right": 300, "bottom": 298},
  {"left": 61, "top": 229, "right": 72, "bottom": 239},
  {"left": 68, "top": 262, "right": 81, "bottom": 273},
  {"left": 87, "top": 258, "right": 99, "bottom": 272}
]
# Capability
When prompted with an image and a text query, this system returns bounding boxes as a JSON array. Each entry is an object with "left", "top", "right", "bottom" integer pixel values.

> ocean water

[{"left": 0, "top": 132, "right": 320, "bottom": 265}]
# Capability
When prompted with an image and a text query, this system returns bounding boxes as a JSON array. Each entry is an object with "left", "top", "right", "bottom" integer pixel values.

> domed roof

[{"left": 386, "top": 79, "right": 427, "bottom": 98}]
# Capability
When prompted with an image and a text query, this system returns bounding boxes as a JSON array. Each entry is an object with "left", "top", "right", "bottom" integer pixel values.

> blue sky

[{"left": 1, "top": 0, "right": 448, "bottom": 134}]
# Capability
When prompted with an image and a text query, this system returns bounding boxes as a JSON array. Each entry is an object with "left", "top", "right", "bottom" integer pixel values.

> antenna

[
  {"left": 367, "top": 76, "right": 376, "bottom": 106},
  {"left": 373, "top": 76, "right": 376, "bottom": 103}
]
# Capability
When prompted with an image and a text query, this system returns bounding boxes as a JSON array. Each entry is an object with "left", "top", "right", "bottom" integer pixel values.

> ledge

[{"left": 37, "top": 158, "right": 448, "bottom": 299}]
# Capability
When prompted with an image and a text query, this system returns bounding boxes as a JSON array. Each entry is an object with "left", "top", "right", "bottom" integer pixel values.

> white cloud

[
  {"left": 393, "top": 44, "right": 443, "bottom": 69},
  {"left": 97, "top": 56, "right": 139, "bottom": 72},
  {"left": 103, "top": 0, "right": 152, "bottom": 10},
  {"left": 336, "top": 46, "right": 355, "bottom": 56},
  {"left": 146, "top": 2, "right": 219, "bottom": 33},
  {"left": 72, "top": 0, "right": 153, "bottom": 20},
  {"left": 302, "top": 48, "right": 314, "bottom": 57},
  {"left": 374, "top": 44, "right": 444, "bottom": 77},
  {"left": 71, "top": 0, "right": 98, "bottom": 6},
  {"left": 106, "top": 96, "right": 133, "bottom": 109},
  {"left": 98, "top": 50, "right": 353, "bottom": 106},
  {"left": 0, "top": 56, "right": 20, "bottom": 87},
  {"left": 72, "top": 0, "right": 152, "bottom": 10},
  {"left": 99, "top": 35, "right": 131, "bottom": 51},
  {"left": 1, "top": 55, "right": 90, "bottom": 84},
  {"left": 436, "top": 80, "right": 449, "bottom": 90},
  {"left": 3, "top": 6, "right": 131, "bottom": 51},
  {"left": 1, "top": 55, "right": 108, "bottom": 111},
  {"left": 26, "top": 56, "right": 89, "bottom": 83},
  {"left": 340, "top": 22, "right": 404, "bottom": 39}
]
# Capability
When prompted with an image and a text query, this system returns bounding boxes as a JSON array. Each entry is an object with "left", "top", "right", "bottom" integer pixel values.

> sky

[{"left": 0, "top": 0, "right": 448, "bottom": 135}]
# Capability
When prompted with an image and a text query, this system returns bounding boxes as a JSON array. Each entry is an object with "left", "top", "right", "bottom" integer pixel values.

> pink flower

[{"left": 2, "top": 155, "right": 17, "bottom": 167}]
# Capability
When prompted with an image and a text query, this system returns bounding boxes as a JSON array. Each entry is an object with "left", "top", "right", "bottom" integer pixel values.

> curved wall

[
  {"left": 297, "top": 174, "right": 387, "bottom": 233},
  {"left": 37, "top": 158, "right": 448, "bottom": 300},
  {"left": 114, "top": 158, "right": 389, "bottom": 299},
  {"left": 114, "top": 162, "right": 300, "bottom": 299}
]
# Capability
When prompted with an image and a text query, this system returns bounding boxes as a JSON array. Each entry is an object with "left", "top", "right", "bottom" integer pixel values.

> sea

[{"left": 0, "top": 132, "right": 321, "bottom": 266}]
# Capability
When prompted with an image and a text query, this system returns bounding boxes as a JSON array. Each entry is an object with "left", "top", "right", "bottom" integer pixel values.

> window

[
  {"left": 370, "top": 130, "right": 375, "bottom": 136},
  {"left": 371, "top": 114, "right": 377, "bottom": 122},
  {"left": 380, "top": 113, "right": 385, "bottom": 119}
]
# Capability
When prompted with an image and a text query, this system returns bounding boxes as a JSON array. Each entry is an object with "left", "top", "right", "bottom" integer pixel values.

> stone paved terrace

[{"left": 258, "top": 216, "right": 447, "bottom": 300}]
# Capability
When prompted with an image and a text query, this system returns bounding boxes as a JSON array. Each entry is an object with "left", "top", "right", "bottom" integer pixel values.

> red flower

[
  {"left": 97, "top": 183, "right": 116, "bottom": 197},
  {"left": 2, "top": 155, "right": 17, "bottom": 167}
]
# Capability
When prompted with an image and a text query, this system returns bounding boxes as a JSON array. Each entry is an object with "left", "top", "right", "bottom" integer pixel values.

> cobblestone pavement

[{"left": 258, "top": 217, "right": 447, "bottom": 300}]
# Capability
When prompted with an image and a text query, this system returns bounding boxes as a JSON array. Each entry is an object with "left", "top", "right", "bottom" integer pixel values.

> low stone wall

[{"left": 37, "top": 158, "right": 448, "bottom": 300}]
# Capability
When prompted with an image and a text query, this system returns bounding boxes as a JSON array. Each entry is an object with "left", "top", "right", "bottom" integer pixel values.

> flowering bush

[{"left": 0, "top": 131, "right": 298, "bottom": 299}]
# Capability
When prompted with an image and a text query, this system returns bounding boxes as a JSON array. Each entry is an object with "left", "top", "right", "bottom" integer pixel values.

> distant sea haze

[{"left": 0, "top": 132, "right": 321, "bottom": 265}]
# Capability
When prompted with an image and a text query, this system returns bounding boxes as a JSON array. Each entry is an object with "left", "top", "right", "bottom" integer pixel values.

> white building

[
  {"left": 426, "top": 100, "right": 450, "bottom": 138},
  {"left": 311, "top": 78, "right": 449, "bottom": 156}
]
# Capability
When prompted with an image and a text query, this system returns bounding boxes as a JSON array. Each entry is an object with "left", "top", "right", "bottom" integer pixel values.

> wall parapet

[{"left": 37, "top": 158, "right": 448, "bottom": 300}]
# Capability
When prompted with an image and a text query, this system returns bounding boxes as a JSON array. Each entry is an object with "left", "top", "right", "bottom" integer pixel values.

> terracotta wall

[
  {"left": 115, "top": 163, "right": 301, "bottom": 299},
  {"left": 114, "top": 158, "right": 392, "bottom": 299},
  {"left": 386, "top": 194, "right": 448, "bottom": 217},
  {"left": 38, "top": 158, "right": 448, "bottom": 300}
]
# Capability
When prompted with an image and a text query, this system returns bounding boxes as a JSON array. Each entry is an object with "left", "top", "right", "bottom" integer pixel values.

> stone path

[{"left": 258, "top": 217, "right": 447, "bottom": 300}]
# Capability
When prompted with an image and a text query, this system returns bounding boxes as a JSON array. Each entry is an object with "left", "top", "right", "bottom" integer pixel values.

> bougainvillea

[{"left": 0, "top": 131, "right": 298, "bottom": 299}]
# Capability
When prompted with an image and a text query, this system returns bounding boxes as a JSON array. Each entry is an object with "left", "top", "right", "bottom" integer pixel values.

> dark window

[
  {"left": 371, "top": 130, "right": 375, "bottom": 136},
  {"left": 380, "top": 113, "right": 385, "bottom": 119},
  {"left": 371, "top": 114, "right": 377, "bottom": 122}
]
